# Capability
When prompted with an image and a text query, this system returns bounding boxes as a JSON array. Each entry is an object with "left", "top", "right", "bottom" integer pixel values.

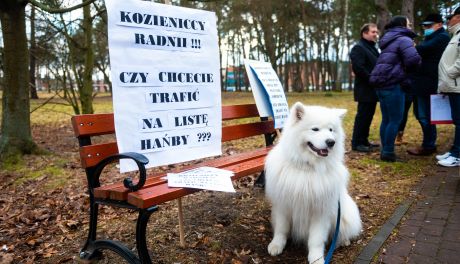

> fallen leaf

[{"left": 0, "top": 253, "right": 14, "bottom": 264}]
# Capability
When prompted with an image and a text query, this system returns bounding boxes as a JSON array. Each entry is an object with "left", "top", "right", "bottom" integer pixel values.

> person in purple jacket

[{"left": 370, "top": 16, "right": 421, "bottom": 162}]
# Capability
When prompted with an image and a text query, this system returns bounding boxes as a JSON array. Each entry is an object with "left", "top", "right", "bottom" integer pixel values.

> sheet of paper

[
  {"left": 167, "top": 167, "right": 235, "bottom": 192},
  {"left": 244, "top": 59, "right": 289, "bottom": 128},
  {"left": 106, "top": 0, "right": 222, "bottom": 172},
  {"left": 430, "top": 94, "right": 453, "bottom": 124}
]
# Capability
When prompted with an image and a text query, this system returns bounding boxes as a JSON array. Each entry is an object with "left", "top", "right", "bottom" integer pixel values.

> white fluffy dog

[{"left": 265, "top": 102, "right": 362, "bottom": 264}]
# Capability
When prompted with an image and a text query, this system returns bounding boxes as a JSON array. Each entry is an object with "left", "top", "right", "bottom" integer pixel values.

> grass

[
  {"left": 14, "top": 166, "right": 63, "bottom": 186},
  {"left": 360, "top": 157, "right": 427, "bottom": 178},
  {"left": 0, "top": 146, "right": 70, "bottom": 190}
]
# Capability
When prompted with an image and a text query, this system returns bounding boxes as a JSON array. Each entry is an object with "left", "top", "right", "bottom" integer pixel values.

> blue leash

[{"left": 324, "top": 201, "right": 341, "bottom": 264}]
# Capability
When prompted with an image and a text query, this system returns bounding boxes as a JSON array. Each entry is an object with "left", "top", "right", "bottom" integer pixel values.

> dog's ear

[
  {"left": 335, "top": 108, "right": 347, "bottom": 120},
  {"left": 291, "top": 102, "right": 305, "bottom": 122}
]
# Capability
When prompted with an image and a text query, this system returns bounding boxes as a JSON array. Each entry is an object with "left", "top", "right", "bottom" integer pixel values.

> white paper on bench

[{"left": 167, "top": 167, "right": 235, "bottom": 192}]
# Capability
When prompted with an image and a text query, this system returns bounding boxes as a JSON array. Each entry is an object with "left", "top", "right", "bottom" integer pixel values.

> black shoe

[
  {"left": 407, "top": 146, "right": 436, "bottom": 156},
  {"left": 380, "top": 153, "right": 403, "bottom": 162},
  {"left": 352, "top": 145, "right": 371, "bottom": 152}
]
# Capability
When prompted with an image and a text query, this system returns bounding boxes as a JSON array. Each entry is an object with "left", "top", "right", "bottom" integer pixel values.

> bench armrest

[{"left": 92, "top": 152, "right": 149, "bottom": 192}]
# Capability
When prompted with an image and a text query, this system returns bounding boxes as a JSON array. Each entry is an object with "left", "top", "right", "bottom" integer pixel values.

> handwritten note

[{"left": 167, "top": 167, "right": 235, "bottom": 192}]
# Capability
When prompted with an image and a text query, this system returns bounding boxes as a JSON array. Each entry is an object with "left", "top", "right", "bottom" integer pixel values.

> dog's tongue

[{"left": 319, "top": 149, "right": 328, "bottom": 156}]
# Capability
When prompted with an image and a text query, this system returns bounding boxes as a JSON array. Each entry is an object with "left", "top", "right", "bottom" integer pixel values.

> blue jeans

[
  {"left": 414, "top": 95, "right": 437, "bottom": 149},
  {"left": 376, "top": 85, "right": 405, "bottom": 155},
  {"left": 448, "top": 93, "right": 460, "bottom": 158}
]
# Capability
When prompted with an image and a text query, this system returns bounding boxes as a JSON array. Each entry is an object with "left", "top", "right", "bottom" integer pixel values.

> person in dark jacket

[
  {"left": 370, "top": 16, "right": 421, "bottom": 162},
  {"left": 407, "top": 14, "right": 450, "bottom": 156},
  {"left": 350, "top": 23, "right": 380, "bottom": 152}
]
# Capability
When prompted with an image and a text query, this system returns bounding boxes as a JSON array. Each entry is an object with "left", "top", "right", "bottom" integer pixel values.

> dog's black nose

[{"left": 326, "top": 139, "right": 335, "bottom": 148}]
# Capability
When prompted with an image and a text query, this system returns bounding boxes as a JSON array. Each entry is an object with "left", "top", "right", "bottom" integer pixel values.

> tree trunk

[
  {"left": 347, "top": 36, "right": 353, "bottom": 90},
  {"left": 29, "top": 5, "right": 38, "bottom": 99},
  {"left": 294, "top": 46, "right": 303, "bottom": 92},
  {"left": 0, "top": 2, "right": 38, "bottom": 159},
  {"left": 375, "top": 0, "right": 390, "bottom": 33},
  {"left": 401, "top": 0, "right": 414, "bottom": 24},
  {"left": 336, "top": 0, "right": 349, "bottom": 92},
  {"left": 80, "top": 1, "right": 94, "bottom": 114},
  {"left": 283, "top": 50, "right": 289, "bottom": 92},
  {"left": 224, "top": 45, "right": 229, "bottom": 92}
]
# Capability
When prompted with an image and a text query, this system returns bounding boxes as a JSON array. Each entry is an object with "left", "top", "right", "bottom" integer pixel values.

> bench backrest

[{"left": 71, "top": 104, "right": 275, "bottom": 169}]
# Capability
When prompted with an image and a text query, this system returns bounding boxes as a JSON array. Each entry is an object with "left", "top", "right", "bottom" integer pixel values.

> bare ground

[{"left": 0, "top": 94, "right": 447, "bottom": 264}]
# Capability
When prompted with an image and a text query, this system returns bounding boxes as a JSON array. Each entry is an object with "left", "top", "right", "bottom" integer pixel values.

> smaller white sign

[
  {"left": 167, "top": 167, "right": 235, "bottom": 192},
  {"left": 430, "top": 94, "right": 453, "bottom": 124},
  {"left": 244, "top": 59, "right": 289, "bottom": 128}
]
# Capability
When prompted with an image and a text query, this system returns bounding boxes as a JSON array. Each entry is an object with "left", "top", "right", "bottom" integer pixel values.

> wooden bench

[{"left": 71, "top": 104, "right": 276, "bottom": 264}]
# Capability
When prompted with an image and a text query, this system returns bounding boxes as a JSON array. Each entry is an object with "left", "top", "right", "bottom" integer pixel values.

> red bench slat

[
  {"left": 222, "top": 120, "right": 275, "bottom": 142},
  {"left": 222, "top": 104, "right": 260, "bottom": 120},
  {"left": 72, "top": 113, "right": 114, "bottom": 137},
  {"left": 79, "top": 142, "right": 118, "bottom": 168}
]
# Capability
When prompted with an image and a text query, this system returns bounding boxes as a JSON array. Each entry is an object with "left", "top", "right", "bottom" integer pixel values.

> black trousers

[{"left": 352, "top": 101, "right": 377, "bottom": 147}]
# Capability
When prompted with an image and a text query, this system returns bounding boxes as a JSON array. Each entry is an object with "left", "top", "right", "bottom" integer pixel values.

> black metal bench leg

[
  {"left": 136, "top": 206, "right": 158, "bottom": 264},
  {"left": 80, "top": 200, "right": 103, "bottom": 260}
]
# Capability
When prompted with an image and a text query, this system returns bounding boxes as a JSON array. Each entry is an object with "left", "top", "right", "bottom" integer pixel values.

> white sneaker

[
  {"left": 436, "top": 152, "right": 451, "bottom": 161},
  {"left": 437, "top": 156, "right": 460, "bottom": 167}
]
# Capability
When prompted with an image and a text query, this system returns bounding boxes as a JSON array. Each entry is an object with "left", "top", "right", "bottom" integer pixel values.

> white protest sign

[
  {"left": 430, "top": 94, "right": 453, "bottom": 124},
  {"left": 107, "top": 0, "right": 222, "bottom": 172},
  {"left": 244, "top": 59, "right": 289, "bottom": 128}
]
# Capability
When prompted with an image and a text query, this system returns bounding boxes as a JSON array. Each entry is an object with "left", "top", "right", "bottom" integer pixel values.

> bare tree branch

[{"left": 29, "top": 0, "right": 96, "bottom": 14}]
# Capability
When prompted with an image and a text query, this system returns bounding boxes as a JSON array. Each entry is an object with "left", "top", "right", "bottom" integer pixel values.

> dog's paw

[
  {"left": 338, "top": 238, "right": 351, "bottom": 247},
  {"left": 267, "top": 240, "right": 285, "bottom": 256}
]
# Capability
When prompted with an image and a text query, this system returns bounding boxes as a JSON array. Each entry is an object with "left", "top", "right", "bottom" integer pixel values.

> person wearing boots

[
  {"left": 370, "top": 16, "right": 421, "bottom": 162},
  {"left": 407, "top": 13, "right": 450, "bottom": 156},
  {"left": 350, "top": 23, "right": 380, "bottom": 152}
]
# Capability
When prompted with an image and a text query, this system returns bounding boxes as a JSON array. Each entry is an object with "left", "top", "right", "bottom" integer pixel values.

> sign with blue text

[
  {"left": 244, "top": 59, "right": 289, "bottom": 128},
  {"left": 107, "top": 0, "right": 221, "bottom": 172}
]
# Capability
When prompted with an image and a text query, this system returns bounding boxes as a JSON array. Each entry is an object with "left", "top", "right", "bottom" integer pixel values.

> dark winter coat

[
  {"left": 369, "top": 27, "right": 421, "bottom": 89},
  {"left": 350, "top": 39, "right": 379, "bottom": 102},
  {"left": 412, "top": 27, "right": 450, "bottom": 96}
]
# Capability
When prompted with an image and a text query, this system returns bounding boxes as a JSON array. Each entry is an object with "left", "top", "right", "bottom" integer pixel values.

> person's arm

[
  {"left": 416, "top": 33, "right": 450, "bottom": 56},
  {"left": 350, "top": 45, "right": 371, "bottom": 82},
  {"left": 446, "top": 39, "right": 460, "bottom": 79},
  {"left": 400, "top": 37, "right": 421, "bottom": 71}
]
